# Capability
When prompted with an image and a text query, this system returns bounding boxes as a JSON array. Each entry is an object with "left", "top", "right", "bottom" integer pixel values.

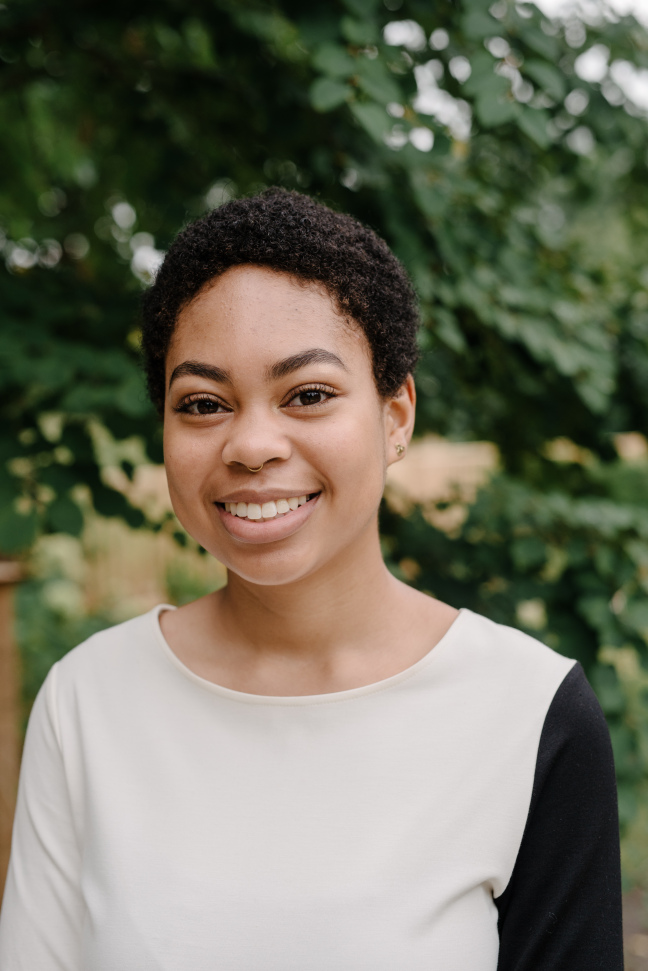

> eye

[
  {"left": 175, "top": 395, "right": 229, "bottom": 416},
  {"left": 284, "top": 385, "right": 336, "bottom": 408}
]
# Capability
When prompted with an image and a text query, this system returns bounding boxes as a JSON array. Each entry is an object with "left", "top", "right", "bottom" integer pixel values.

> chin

[
  {"left": 173, "top": 515, "right": 314, "bottom": 587},
  {"left": 219, "top": 545, "right": 326, "bottom": 588},
  {"left": 176, "top": 501, "right": 376, "bottom": 589}
]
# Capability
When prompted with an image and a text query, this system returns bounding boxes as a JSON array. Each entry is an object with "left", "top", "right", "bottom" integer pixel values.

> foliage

[
  {"left": 599, "top": 645, "right": 648, "bottom": 890},
  {"left": 3, "top": 0, "right": 648, "bottom": 838},
  {"left": 165, "top": 556, "right": 226, "bottom": 606},
  {"left": 15, "top": 578, "right": 113, "bottom": 726}
]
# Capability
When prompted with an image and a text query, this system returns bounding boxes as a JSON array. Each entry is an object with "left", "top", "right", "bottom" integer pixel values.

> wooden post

[{"left": 0, "top": 560, "right": 22, "bottom": 902}]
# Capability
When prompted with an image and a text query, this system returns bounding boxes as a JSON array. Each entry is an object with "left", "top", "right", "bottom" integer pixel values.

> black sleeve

[{"left": 495, "top": 662, "right": 623, "bottom": 971}]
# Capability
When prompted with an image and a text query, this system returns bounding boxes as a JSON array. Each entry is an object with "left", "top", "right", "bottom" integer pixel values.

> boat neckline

[{"left": 149, "top": 603, "right": 470, "bottom": 707}]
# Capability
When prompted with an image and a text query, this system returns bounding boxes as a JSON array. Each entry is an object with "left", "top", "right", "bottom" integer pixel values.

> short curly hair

[{"left": 141, "top": 187, "right": 419, "bottom": 414}]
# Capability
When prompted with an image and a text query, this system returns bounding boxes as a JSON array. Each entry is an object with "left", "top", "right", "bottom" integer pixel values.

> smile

[{"left": 218, "top": 494, "right": 318, "bottom": 522}]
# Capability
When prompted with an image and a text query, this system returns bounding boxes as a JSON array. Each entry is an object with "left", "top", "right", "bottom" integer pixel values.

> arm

[
  {"left": 495, "top": 663, "right": 623, "bottom": 971},
  {"left": 0, "top": 664, "right": 83, "bottom": 971}
]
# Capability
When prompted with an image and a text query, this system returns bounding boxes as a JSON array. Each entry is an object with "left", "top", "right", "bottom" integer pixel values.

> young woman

[{"left": 0, "top": 189, "right": 622, "bottom": 970}]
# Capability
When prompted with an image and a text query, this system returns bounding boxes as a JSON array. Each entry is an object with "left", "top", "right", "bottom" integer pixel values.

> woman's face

[{"left": 163, "top": 265, "right": 413, "bottom": 586}]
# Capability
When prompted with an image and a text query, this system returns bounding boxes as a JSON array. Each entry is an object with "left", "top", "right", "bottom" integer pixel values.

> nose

[{"left": 220, "top": 406, "right": 291, "bottom": 472}]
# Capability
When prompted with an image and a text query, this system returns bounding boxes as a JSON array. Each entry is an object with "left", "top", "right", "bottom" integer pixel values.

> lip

[
  {"left": 215, "top": 493, "right": 321, "bottom": 545},
  {"left": 215, "top": 489, "right": 319, "bottom": 505}
]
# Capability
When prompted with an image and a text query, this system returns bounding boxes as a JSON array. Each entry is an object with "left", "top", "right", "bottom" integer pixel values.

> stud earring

[{"left": 395, "top": 443, "right": 405, "bottom": 456}]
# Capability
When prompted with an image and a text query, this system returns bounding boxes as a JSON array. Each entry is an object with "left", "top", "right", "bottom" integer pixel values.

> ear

[{"left": 384, "top": 374, "right": 416, "bottom": 466}]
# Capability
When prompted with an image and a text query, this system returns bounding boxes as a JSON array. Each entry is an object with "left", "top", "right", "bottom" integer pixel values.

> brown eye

[
  {"left": 192, "top": 399, "right": 221, "bottom": 415},
  {"left": 296, "top": 390, "right": 325, "bottom": 406},
  {"left": 285, "top": 387, "right": 334, "bottom": 408},
  {"left": 176, "top": 396, "right": 228, "bottom": 416}
]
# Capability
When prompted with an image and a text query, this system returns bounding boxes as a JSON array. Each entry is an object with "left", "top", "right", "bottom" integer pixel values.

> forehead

[{"left": 169, "top": 265, "right": 367, "bottom": 364}]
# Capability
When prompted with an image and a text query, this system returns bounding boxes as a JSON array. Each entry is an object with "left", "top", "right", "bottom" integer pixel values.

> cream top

[{"left": 0, "top": 605, "right": 574, "bottom": 970}]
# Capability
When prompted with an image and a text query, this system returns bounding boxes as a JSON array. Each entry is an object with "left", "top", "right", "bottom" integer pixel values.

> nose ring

[{"left": 246, "top": 464, "right": 264, "bottom": 473}]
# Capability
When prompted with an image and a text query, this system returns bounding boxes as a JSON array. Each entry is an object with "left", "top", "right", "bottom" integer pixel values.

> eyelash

[
  {"left": 285, "top": 383, "right": 337, "bottom": 408},
  {"left": 174, "top": 384, "right": 338, "bottom": 416}
]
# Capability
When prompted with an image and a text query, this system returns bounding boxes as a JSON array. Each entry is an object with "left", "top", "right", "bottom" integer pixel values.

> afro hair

[{"left": 141, "top": 188, "right": 419, "bottom": 414}]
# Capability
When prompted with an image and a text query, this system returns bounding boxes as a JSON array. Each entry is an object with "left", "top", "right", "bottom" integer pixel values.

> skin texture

[{"left": 160, "top": 265, "right": 458, "bottom": 695}]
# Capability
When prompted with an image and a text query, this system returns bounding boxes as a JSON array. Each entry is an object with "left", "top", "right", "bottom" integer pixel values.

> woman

[{"left": 0, "top": 189, "right": 622, "bottom": 970}]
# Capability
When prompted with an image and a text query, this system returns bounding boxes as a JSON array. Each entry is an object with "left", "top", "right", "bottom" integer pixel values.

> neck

[
  {"left": 217, "top": 519, "right": 400, "bottom": 660},
  {"left": 162, "top": 515, "right": 457, "bottom": 695}
]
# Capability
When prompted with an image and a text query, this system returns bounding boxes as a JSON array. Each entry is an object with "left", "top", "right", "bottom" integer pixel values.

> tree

[{"left": 2, "top": 0, "right": 648, "bottom": 821}]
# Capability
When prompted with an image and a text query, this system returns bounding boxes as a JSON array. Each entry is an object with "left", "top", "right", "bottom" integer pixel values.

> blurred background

[{"left": 2, "top": 0, "right": 648, "bottom": 961}]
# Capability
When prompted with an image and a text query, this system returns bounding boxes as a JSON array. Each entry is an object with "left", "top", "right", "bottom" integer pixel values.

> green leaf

[
  {"left": 231, "top": 9, "right": 298, "bottom": 51},
  {"left": 310, "top": 77, "right": 352, "bottom": 112},
  {"left": 463, "top": 51, "right": 496, "bottom": 90},
  {"left": 617, "top": 782, "right": 638, "bottom": 828},
  {"left": 592, "top": 664, "right": 625, "bottom": 715},
  {"left": 342, "top": 0, "right": 380, "bottom": 16},
  {"left": 115, "top": 374, "right": 151, "bottom": 418},
  {"left": 356, "top": 58, "right": 402, "bottom": 105},
  {"left": 0, "top": 507, "right": 37, "bottom": 553},
  {"left": 511, "top": 535, "right": 546, "bottom": 570},
  {"left": 350, "top": 101, "right": 391, "bottom": 142},
  {"left": 123, "top": 505, "right": 145, "bottom": 529},
  {"left": 461, "top": 10, "right": 498, "bottom": 40},
  {"left": 519, "top": 25, "right": 560, "bottom": 60},
  {"left": 610, "top": 727, "right": 635, "bottom": 776},
  {"left": 463, "top": 65, "right": 509, "bottom": 100},
  {"left": 410, "top": 171, "right": 448, "bottom": 220},
  {"left": 475, "top": 93, "right": 519, "bottom": 127},
  {"left": 46, "top": 496, "right": 84, "bottom": 536},
  {"left": 517, "top": 107, "right": 551, "bottom": 148},
  {"left": 523, "top": 59, "right": 566, "bottom": 101},
  {"left": 40, "top": 465, "right": 78, "bottom": 494},
  {"left": 434, "top": 309, "right": 467, "bottom": 352},
  {"left": 183, "top": 18, "right": 217, "bottom": 68},
  {"left": 0, "top": 466, "right": 21, "bottom": 506},
  {"left": 311, "top": 42, "right": 355, "bottom": 78},
  {"left": 621, "top": 601, "right": 648, "bottom": 640},
  {"left": 340, "top": 16, "right": 378, "bottom": 46},
  {"left": 92, "top": 484, "right": 131, "bottom": 519},
  {"left": 578, "top": 595, "right": 613, "bottom": 631}
]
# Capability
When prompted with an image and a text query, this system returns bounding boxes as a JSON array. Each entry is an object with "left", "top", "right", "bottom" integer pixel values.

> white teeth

[{"left": 223, "top": 495, "right": 313, "bottom": 521}]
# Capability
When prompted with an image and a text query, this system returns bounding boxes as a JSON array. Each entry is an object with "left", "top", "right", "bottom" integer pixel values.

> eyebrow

[
  {"left": 168, "top": 348, "right": 347, "bottom": 391},
  {"left": 267, "top": 348, "right": 347, "bottom": 380},
  {"left": 168, "top": 361, "right": 230, "bottom": 388}
]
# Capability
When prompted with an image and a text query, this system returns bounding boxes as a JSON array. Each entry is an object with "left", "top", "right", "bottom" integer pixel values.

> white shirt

[{"left": 0, "top": 605, "right": 574, "bottom": 970}]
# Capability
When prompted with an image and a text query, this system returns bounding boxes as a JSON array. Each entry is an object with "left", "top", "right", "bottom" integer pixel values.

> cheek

[
  {"left": 317, "top": 404, "right": 387, "bottom": 500},
  {"left": 162, "top": 425, "right": 211, "bottom": 506}
]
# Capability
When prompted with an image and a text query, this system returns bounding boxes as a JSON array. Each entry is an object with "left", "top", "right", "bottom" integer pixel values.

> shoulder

[
  {"left": 503, "top": 660, "right": 617, "bottom": 886},
  {"left": 533, "top": 662, "right": 614, "bottom": 795},
  {"left": 30, "top": 605, "right": 179, "bottom": 755},
  {"left": 447, "top": 608, "right": 576, "bottom": 703},
  {"left": 458, "top": 607, "right": 573, "bottom": 668},
  {"left": 50, "top": 605, "right": 171, "bottom": 696}
]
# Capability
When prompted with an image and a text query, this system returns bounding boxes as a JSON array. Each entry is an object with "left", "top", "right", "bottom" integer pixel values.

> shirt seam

[{"left": 492, "top": 656, "right": 578, "bottom": 901}]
